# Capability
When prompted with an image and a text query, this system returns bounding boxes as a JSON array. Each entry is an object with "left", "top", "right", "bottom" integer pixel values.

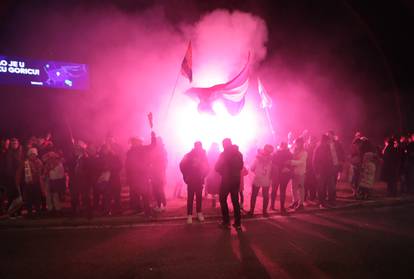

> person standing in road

[
  {"left": 313, "top": 134, "right": 336, "bottom": 208},
  {"left": 248, "top": 144, "right": 273, "bottom": 217},
  {"left": 270, "top": 142, "right": 292, "bottom": 215},
  {"left": 180, "top": 141, "right": 209, "bottom": 224},
  {"left": 125, "top": 132, "right": 156, "bottom": 218},
  {"left": 289, "top": 137, "right": 307, "bottom": 211},
  {"left": 215, "top": 138, "right": 244, "bottom": 230}
]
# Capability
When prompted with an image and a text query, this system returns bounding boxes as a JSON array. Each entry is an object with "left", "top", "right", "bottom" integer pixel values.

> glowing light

[
  {"left": 165, "top": 92, "right": 264, "bottom": 157},
  {"left": 193, "top": 65, "right": 228, "bottom": 87}
]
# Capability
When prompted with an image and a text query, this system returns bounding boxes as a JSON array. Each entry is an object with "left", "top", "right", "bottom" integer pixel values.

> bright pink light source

[{"left": 166, "top": 95, "right": 261, "bottom": 156}]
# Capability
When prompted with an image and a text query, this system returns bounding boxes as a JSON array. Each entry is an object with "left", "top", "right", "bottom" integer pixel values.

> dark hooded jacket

[
  {"left": 180, "top": 148, "right": 209, "bottom": 187},
  {"left": 215, "top": 145, "right": 243, "bottom": 188}
]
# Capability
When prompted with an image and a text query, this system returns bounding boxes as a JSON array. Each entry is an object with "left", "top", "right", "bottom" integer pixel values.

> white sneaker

[
  {"left": 187, "top": 215, "right": 193, "bottom": 224},
  {"left": 197, "top": 212, "right": 205, "bottom": 222}
]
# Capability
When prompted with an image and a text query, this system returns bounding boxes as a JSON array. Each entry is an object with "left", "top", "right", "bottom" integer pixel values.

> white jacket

[
  {"left": 251, "top": 154, "right": 272, "bottom": 187},
  {"left": 291, "top": 150, "right": 308, "bottom": 176}
]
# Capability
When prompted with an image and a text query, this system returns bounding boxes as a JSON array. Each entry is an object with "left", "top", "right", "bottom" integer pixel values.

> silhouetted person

[
  {"left": 215, "top": 138, "right": 243, "bottom": 230},
  {"left": 43, "top": 151, "right": 65, "bottom": 214},
  {"left": 125, "top": 132, "right": 156, "bottom": 217},
  {"left": 382, "top": 137, "right": 400, "bottom": 197},
  {"left": 151, "top": 137, "right": 168, "bottom": 212},
  {"left": 313, "top": 134, "right": 336, "bottom": 208},
  {"left": 205, "top": 142, "right": 221, "bottom": 207},
  {"left": 350, "top": 133, "right": 363, "bottom": 196},
  {"left": 304, "top": 136, "right": 317, "bottom": 202},
  {"left": 248, "top": 144, "right": 273, "bottom": 217},
  {"left": 327, "top": 131, "right": 345, "bottom": 204},
  {"left": 17, "top": 148, "right": 43, "bottom": 217},
  {"left": 0, "top": 139, "right": 10, "bottom": 214},
  {"left": 4, "top": 138, "right": 23, "bottom": 215},
  {"left": 270, "top": 142, "right": 292, "bottom": 215},
  {"left": 289, "top": 137, "right": 307, "bottom": 211},
  {"left": 94, "top": 144, "right": 113, "bottom": 215},
  {"left": 180, "top": 141, "right": 209, "bottom": 224},
  {"left": 86, "top": 144, "right": 100, "bottom": 217},
  {"left": 68, "top": 142, "right": 94, "bottom": 216},
  {"left": 105, "top": 135, "right": 123, "bottom": 214}
]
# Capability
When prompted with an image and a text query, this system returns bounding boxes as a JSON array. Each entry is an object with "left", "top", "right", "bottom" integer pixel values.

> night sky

[{"left": 0, "top": 0, "right": 412, "bottom": 144}]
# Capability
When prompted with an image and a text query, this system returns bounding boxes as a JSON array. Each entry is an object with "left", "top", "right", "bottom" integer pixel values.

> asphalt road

[{"left": 1, "top": 204, "right": 414, "bottom": 279}]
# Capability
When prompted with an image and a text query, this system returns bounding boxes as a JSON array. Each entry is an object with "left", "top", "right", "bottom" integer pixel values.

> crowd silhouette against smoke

[{"left": 0, "top": 1, "right": 412, "bottom": 221}]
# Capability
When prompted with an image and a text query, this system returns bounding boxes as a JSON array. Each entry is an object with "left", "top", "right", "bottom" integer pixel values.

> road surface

[{"left": 1, "top": 204, "right": 413, "bottom": 279}]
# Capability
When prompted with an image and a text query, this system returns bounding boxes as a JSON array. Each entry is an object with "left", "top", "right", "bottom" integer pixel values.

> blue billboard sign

[{"left": 0, "top": 55, "right": 89, "bottom": 90}]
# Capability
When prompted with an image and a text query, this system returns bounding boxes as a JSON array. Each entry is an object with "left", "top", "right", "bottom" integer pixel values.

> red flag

[{"left": 181, "top": 41, "right": 192, "bottom": 82}]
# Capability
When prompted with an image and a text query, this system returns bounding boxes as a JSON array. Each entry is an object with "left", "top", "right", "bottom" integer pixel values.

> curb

[{"left": 1, "top": 196, "right": 414, "bottom": 230}]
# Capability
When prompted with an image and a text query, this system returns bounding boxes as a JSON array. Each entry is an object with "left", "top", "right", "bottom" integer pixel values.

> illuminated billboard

[{"left": 0, "top": 55, "right": 89, "bottom": 90}]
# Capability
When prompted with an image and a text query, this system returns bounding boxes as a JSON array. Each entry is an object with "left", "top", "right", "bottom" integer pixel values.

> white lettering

[
  {"left": 18, "top": 61, "right": 25, "bottom": 67},
  {"left": 8, "top": 60, "right": 17, "bottom": 67},
  {"left": 7, "top": 67, "right": 40, "bottom": 76},
  {"left": 0, "top": 60, "right": 7, "bottom": 66},
  {"left": 0, "top": 66, "right": 6, "bottom": 72}
]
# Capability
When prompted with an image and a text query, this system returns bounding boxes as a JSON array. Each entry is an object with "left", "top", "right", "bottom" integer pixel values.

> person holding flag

[{"left": 125, "top": 113, "right": 157, "bottom": 218}]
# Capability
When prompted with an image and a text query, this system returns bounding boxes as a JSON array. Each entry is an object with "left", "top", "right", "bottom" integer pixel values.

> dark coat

[
  {"left": 271, "top": 149, "right": 293, "bottom": 180},
  {"left": 180, "top": 149, "right": 209, "bottom": 187},
  {"left": 382, "top": 145, "right": 401, "bottom": 181},
  {"left": 313, "top": 142, "right": 335, "bottom": 176},
  {"left": 215, "top": 145, "right": 243, "bottom": 188},
  {"left": 125, "top": 135, "right": 156, "bottom": 185}
]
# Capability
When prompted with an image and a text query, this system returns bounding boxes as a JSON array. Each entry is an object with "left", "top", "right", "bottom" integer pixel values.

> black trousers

[
  {"left": 385, "top": 177, "right": 398, "bottom": 197},
  {"left": 271, "top": 173, "right": 290, "bottom": 210},
  {"left": 317, "top": 172, "right": 336, "bottom": 205},
  {"left": 219, "top": 183, "right": 241, "bottom": 226},
  {"left": 153, "top": 177, "right": 167, "bottom": 208},
  {"left": 70, "top": 181, "right": 91, "bottom": 214},
  {"left": 250, "top": 185, "right": 269, "bottom": 213},
  {"left": 304, "top": 171, "right": 317, "bottom": 201},
  {"left": 129, "top": 176, "right": 151, "bottom": 216},
  {"left": 108, "top": 174, "right": 122, "bottom": 211},
  {"left": 110, "top": 182, "right": 121, "bottom": 211},
  {"left": 93, "top": 182, "right": 111, "bottom": 212},
  {"left": 187, "top": 184, "right": 202, "bottom": 215}
]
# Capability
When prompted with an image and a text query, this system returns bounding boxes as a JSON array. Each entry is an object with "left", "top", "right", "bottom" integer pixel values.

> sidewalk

[{"left": 1, "top": 181, "right": 413, "bottom": 229}]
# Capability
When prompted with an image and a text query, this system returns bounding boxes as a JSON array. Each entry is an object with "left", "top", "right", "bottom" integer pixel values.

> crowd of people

[
  {"left": 0, "top": 129, "right": 413, "bottom": 229},
  {"left": 0, "top": 132, "right": 168, "bottom": 219},
  {"left": 180, "top": 130, "right": 414, "bottom": 229}
]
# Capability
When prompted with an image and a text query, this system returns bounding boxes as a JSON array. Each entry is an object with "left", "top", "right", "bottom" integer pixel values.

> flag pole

[
  {"left": 164, "top": 41, "right": 192, "bottom": 121},
  {"left": 164, "top": 70, "right": 181, "bottom": 121},
  {"left": 264, "top": 107, "right": 276, "bottom": 143},
  {"left": 257, "top": 77, "right": 276, "bottom": 143},
  {"left": 63, "top": 113, "right": 74, "bottom": 145}
]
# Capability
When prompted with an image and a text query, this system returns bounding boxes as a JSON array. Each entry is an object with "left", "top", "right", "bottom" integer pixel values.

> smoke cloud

[
  {"left": 7, "top": 5, "right": 268, "bottom": 149},
  {"left": 0, "top": 1, "right": 399, "bottom": 151}
]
